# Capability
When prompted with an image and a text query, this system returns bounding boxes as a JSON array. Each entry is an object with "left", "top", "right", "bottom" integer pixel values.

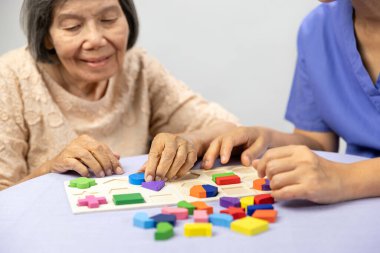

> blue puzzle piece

[
  {"left": 129, "top": 172, "right": 145, "bottom": 185},
  {"left": 202, "top": 184, "right": 218, "bottom": 197},
  {"left": 209, "top": 214, "right": 233, "bottom": 228},
  {"left": 133, "top": 212, "right": 155, "bottom": 229},
  {"left": 150, "top": 214, "right": 177, "bottom": 227},
  {"left": 247, "top": 204, "right": 274, "bottom": 216}
]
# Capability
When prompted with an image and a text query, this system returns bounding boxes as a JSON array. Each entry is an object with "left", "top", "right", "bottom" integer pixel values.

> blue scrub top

[{"left": 285, "top": 0, "right": 380, "bottom": 158}]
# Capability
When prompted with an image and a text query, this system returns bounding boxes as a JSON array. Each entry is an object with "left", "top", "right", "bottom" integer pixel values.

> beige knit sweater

[{"left": 0, "top": 47, "right": 237, "bottom": 190}]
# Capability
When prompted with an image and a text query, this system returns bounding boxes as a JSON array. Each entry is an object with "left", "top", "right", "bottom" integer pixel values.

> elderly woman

[{"left": 0, "top": 0, "right": 237, "bottom": 190}]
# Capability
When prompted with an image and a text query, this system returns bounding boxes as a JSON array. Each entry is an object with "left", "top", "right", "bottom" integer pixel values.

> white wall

[{"left": 0, "top": 0, "right": 319, "bottom": 132}]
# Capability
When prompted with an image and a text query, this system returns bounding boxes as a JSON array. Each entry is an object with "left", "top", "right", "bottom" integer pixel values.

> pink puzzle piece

[
  {"left": 194, "top": 210, "right": 209, "bottom": 223},
  {"left": 161, "top": 207, "right": 188, "bottom": 220},
  {"left": 77, "top": 195, "right": 108, "bottom": 208}
]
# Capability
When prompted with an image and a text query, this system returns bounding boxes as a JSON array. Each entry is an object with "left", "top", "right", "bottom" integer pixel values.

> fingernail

[
  {"left": 106, "top": 170, "right": 112, "bottom": 176},
  {"left": 202, "top": 160, "right": 208, "bottom": 168},
  {"left": 146, "top": 175, "right": 153, "bottom": 182},
  {"left": 155, "top": 176, "right": 162, "bottom": 181},
  {"left": 173, "top": 176, "right": 178, "bottom": 180},
  {"left": 163, "top": 177, "right": 168, "bottom": 182},
  {"left": 100, "top": 171, "right": 105, "bottom": 177},
  {"left": 221, "top": 155, "right": 227, "bottom": 163},
  {"left": 116, "top": 167, "right": 124, "bottom": 175}
]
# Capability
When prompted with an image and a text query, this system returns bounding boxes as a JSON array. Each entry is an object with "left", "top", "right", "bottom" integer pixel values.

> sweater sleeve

[{"left": 0, "top": 62, "right": 29, "bottom": 190}]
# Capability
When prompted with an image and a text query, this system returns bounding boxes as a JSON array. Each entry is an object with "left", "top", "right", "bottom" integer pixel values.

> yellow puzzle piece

[
  {"left": 240, "top": 196, "right": 255, "bottom": 211},
  {"left": 231, "top": 216, "right": 269, "bottom": 236},
  {"left": 184, "top": 223, "right": 212, "bottom": 237}
]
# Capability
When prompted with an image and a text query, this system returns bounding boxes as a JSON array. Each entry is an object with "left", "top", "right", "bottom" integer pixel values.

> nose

[{"left": 82, "top": 23, "right": 107, "bottom": 50}]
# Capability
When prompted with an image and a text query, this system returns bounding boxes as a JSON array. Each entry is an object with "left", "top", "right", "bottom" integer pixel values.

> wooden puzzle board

[{"left": 64, "top": 165, "right": 266, "bottom": 214}]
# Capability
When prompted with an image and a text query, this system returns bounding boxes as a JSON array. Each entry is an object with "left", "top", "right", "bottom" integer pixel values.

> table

[{"left": 0, "top": 151, "right": 378, "bottom": 253}]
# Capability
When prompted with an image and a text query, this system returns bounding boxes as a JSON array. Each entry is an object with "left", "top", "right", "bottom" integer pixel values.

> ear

[{"left": 44, "top": 35, "right": 54, "bottom": 50}]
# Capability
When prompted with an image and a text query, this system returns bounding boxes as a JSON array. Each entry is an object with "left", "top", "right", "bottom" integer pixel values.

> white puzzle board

[{"left": 64, "top": 165, "right": 267, "bottom": 214}]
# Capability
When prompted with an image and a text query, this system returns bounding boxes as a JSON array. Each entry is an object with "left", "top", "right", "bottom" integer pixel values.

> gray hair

[{"left": 20, "top": 0, "right": 139, "bottom": 63}]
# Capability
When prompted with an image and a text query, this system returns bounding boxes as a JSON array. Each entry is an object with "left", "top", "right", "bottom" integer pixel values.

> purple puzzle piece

[
  {"left": 141, "top": 180, "right": 165, "bottom": 191},
  {"left": 262, "top": 179, "right": 271, "bottom": 191},
  {"left": 219, "top": 196, "right": 241, "bottom": 208}
]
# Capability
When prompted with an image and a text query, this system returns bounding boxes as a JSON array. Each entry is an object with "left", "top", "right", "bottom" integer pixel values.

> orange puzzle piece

[
  {"left": 191, "top": 201, "right": 214, "bottom": 214},
  {"left": 252, "top": 209, "right": 278, "bottom": 223},
  {"left": 190, "top": 185, "right": 207, "bottom": 198}
]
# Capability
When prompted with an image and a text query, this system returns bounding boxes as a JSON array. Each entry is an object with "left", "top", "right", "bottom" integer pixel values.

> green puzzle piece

[
  {"left": 177, "top": 200, "right": 195, "bottom": 215},
  {"left": 211, "top": 172, "right": 235, "bottom": 183},
  {"left": 69, "top": 177, "right": 97, "bottom": 189},
  {"left": 113, "top": 193, "right": 145, "bottom": 205},
  {"left": 155, "top": 222, "right": 174, "bottom": 241}
]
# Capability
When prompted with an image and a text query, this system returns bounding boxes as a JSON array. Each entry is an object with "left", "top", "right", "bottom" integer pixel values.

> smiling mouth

[{"left": 81, "top": 56, "right": 112, "bottom": 67}]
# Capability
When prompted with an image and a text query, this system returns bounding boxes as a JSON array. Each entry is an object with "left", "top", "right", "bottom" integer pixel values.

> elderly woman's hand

[
  {"left": 42, "top": 135, "right": 124, "bottom": 177},
  {"left": 202, "top": 126, "right": 272, "bottom": 169},
  {"left": 253, "top": 145, "right": 345, "bottom": 204},
  {"left": 144, "top": 133, "right": 198, "bottom": 181}
]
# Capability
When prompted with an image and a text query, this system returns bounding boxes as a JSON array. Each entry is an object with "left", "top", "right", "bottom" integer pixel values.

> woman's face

[{"left": 47, "top": 0, "right": 129, "bottom": 84}]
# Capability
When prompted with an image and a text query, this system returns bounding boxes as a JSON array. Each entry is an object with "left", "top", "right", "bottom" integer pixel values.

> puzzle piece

[
  {"left": 128, "top": 172, "right": 145, "bottom": 185},
  {"left": 177, "top": 201, "right": 196, "bottom": 215},
  {"left": 161, "top": 207, "right": 188, "bottom": 220},
  {"left": 155, "top": 222, "right": 174, "bottom": 240},
  {"left": 193, "top": 210, "right": 209, "bottom": 223},
  {"left": 252, "top": 209, "right": 278, "bottom": 223},
  {"left": 133, "top": 212, "right": 155, "bottom": 229},
  {"left": 215, "top": 175, "right": 241, "bottom": 185},
  {"left": 220, "top": 207, "right": 246, "bottom": 220},
  {"left": 192, "top": 201, "right": 213, "bottom": 214},
  {"left": 240, "top": 196, "right": 255, "bottom": 211},
  {"left": 220, "top": 196, "right": 241, "bottom": 208},
  {"left": 113, "top": 193, "right": 145, "bottom": 205},
  {"left": 77, "top": 195, "right": 107, "bottom": 208},
  {"left": 253, "top": 178, "right": 271, "bottom": 191},
  {"left": 209, "top": 213, "right": 233, "bottom": 228},
  {"left": 184, "top": 223, "right": 212, "bottom": 237},
  {"left": 190, "top": 185, "right": 206, "bottom": 198},
  {"left": 202, "top": 184, "right": 218, "bottom": 197},
  {"left": 141, "top": 180, "right": 165, "bottom": 191},
  {"left": 247, "top": 204, "right": 274, "bottom": 216},
  {"left": 150, "top": 214, "right": 177, "bottom": 227},
  {"left": 212, "top": 172, "right": 235, "bottom": 183},
  {"left": 254, "top": 194, "right": 275, "bottom": 205},
  {"left": 69, "top": 177, "right": 96, "bottom": 189},
  {"left": 189, "top": 184, "right": 218, "bottom": 198},
  {"left": 231, "top": 216, "right": 269, "bottom": 236}
]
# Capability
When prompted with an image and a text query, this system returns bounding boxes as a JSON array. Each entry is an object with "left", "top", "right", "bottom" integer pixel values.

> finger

[
  {"left": 113, "top": 152, "right": 121, "bottom": 160},
  {"left": 241, "top": 137, "right": 267, "bottom": 166},
  {"left": 103, "top": 146, "right": 123, "bottom": 175},
  {"left": 219, "top": 136, "right": 236, "bottom": 164},
  {"left": 138, "top": 161, "right": 148, "bottom": 173},
  {"left": 270, "top": 169, "right": 299, "bottom": 190},
  {"left": 145, "top": 138, "right": 164, "bottom": 182},
  {"left": 255, "top": 147, "right": 295, "bottom": 178},
  {"left": 155, "top": 141, "right": 177, "bottom": 181},
  {"left": 202, "top": 138, "right": 222, "bottom": 169},
  {"left": 165, "top": 143, "right": 188, "bottom": 180},
  {"left": 176, "top": 149, "right": 197, "bottom": 178},
  {"left": 271, "top": 184, "right": 306, "bottom": 201},
  {"left": 74, "top": 149, "right": 105, "bottom": 177},
  {"left": 64, "top": 157, "right": 91, "bottom": 177},
  {"left": 89, "top": 146, "right": 113, "bottom": 176},
  {"left": 265, "top": 156, "right": 296, "bottom": 180}
]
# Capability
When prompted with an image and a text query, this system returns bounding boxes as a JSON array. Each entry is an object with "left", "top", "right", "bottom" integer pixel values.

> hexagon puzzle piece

[
  {"left": 77, "top": 195, "right": 107, "bottom": 208},
  {"left": 69, "top": 177, "right": 96, "bottom": 189},
  {"left": 155, "top": 222, "right": 174, "bottom": 240}
]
